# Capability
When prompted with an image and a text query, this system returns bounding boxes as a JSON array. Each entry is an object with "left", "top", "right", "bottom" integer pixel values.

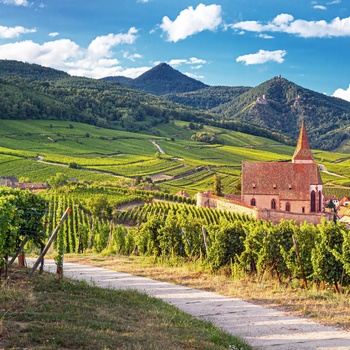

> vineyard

[
  {"left": 1, "top": 181, "right": 350, "bottom": 293},
  {"left": 1, "top": 120, "right": 350, "bottom": 195},
  {"left": 18, "top": 188, "right": 347, "bottom": 293}
]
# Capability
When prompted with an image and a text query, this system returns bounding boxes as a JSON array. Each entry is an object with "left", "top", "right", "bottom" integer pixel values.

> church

[{"left": 241, "top": 122, "right": 324, "bottom": 214}]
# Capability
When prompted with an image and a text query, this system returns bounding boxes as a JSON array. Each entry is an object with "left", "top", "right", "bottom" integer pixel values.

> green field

[{"left": 0, "top": 119, "right": 349, "bottom": 194}]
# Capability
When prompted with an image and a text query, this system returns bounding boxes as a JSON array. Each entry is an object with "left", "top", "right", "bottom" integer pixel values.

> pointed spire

[{"left": 292, "top": 121, "right": 314, "bottom": 163}]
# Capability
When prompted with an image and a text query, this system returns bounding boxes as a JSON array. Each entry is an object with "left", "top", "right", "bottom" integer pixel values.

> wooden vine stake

[{"left": 29, "top": 207, "right": 71, "bottom": 277}]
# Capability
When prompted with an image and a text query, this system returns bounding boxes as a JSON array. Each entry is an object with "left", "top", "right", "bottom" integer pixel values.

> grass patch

[{"left": 0, "top": 267, "right": 251, "bottom": 350}]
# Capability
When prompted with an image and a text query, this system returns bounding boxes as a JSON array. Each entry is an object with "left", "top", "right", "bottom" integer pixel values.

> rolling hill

[
  {"left": 208, "top": 76, "right": 350, "bottom": 150},
  {"left": 1, "top": 59, "right": 350, "bottom": 151},
  {"left": 103, "top": 63, "right": 208, "bottom": 95},
  {"left": 104, "top": 64, "right": 350, "bottom": 150}
]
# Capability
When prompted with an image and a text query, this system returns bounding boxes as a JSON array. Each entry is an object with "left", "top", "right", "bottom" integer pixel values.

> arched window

[
  {"left": 311, "top": 190, "right": 316, "bottom": 212},
  {"left": 250, "top": 198, "right": 256, "bottom": 206},
  {"left": 285, "top": 202, "right": 291, "bottom": 212},
  {"left": 318, "top": 191, "right": 322, "bottom": 212},
  {"left": 271, "top": 199, "right": 276, "bottom": 210}
]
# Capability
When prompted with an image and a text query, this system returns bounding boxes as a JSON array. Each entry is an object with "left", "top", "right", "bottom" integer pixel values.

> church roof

[
  {"left": 242, "top": 161, "right": 322, "bottom": 201},
  {"left": 292, "top": 121, "right": 314, "bottom": 163}
]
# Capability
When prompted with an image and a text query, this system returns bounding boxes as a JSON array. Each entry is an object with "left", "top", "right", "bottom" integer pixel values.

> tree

[
  {"left": 213, "top": 173, "right": 223, "bottom": 196},
  {"left": 85, "top": 195, "right": 112, "bottom": 218},
  {"left": 47, "top": 172, "right": 68, "bottom": 188}
]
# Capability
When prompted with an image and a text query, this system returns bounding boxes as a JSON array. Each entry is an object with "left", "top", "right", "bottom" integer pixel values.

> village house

[{"left": 0, "top": 176, "right": 49, "bottom": 193}]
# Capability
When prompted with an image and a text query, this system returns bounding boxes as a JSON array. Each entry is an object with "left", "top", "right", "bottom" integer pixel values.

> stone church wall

[{"left": 197, "top": 192, "right": 333, "bottom": 225}]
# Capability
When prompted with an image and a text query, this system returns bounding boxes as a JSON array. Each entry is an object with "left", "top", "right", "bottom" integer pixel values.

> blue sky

[{"left": 0, "top": 0, "right": 349, "bottom": 101}]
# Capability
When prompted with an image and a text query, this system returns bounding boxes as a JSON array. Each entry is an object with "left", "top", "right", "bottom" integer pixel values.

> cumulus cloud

[
  {"left": 87, "top": 27, "right": 138, "bottom": 60},
  {"left": 236, "top": 49, "right": 287, "bottom": 65},
  {"left": 123, "top": 51, "right": 142, "bottom": 61},
  {"left": 184, "top": 72, "right": 205, "bottom": 80},
  {"left": 0, "top": 27, "right": 140, "bottom": 78},
  {"left": 49, "top": 32, "right": 59, "bottom": 37},
  {"left": 160, "top": 3, "right": 222, "bottom": 42},
  {"left": 1, "top": 0, "right": 31, "bottom": 6},
  {"left": 231, "top": 13, "right": 350, "bottom": 38},
  {"left": 333, "top": 85, "right": 350, "bottom": 102},
  {"left": 168, "top": 57, "right": 207, "bottom": 67},
  {"left": 314, "top": 5, "right": 327, "bottom": 10},
  {"left": 0, "top": 25, "right": 36, "bottom": 38},
  {"left": 259, "top": 33, "right": 274, "bottom": 39}
]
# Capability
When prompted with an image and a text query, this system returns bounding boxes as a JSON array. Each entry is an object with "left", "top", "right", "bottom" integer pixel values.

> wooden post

[
  {"left": 292, "top": 235, "right": 308, "bottom": 288},
  {"left": 8, "top": 236, "right": 29, "bottom": 267},
  {"left": 201, "top": 227, "right": 208, "bottom": 252},
  {"left": 29, "top": 207, "right": 71, "bottom": 277}
]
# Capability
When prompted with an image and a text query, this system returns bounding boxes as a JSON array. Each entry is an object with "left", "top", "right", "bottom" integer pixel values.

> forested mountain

[
  {"left": 164, "top": 86, "right": 251, "bottom": 110},
  {"left": 102, "top": 63, "right": 208, "bottom": 95},
  {"left": 1, "top": 60, "right": 350, "bottom": 151},
  {"left": 209, "top": 76, "right": 350, "bottom": 150},
  {"left": 0, "top": 60, "right": 211, "bottom": 133},
  {"left": 0, "top": 59, "right": 69, "bottom": 81}
]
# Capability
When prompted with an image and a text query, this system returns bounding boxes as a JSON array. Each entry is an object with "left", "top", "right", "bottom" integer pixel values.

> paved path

[{"left": 28, "top": 259, "right": 350, "bottom": 350}]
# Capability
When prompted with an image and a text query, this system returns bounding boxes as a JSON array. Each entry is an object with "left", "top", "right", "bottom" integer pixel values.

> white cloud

[
  {"left": 49, "top": 32, "right": 59, "bottom": 37},
  {"left": 0, "top": 25, "right": 35, "bottom": 38},
  {"left": 231, "top": 13, "right": 350, "bottom": 38},
  {"left": 123, "top": 51, "right": 142, "bottom": 61},
  {"left": 236, "top": 49, "right": 287, "bottom": 65},
  {"left": 259, "top": 33, "right": 274, "bottom": 39},
  {"left": 168, "top": 57, "right": 207, "bottom": 67},
  {"left": 0, "top": 27, "right": 140, "bottom": 78},
  {"left": 168, "top": 59, "right": 188, "bottom": 66},
  {"left": 184, "top": 72, "right": 205, "bottom": 80},
  {"left": 137, "top": 0, "right": 150, "bottom": 2},
  {"left": 332, "top": 85, "right": 350, "bottom": 102},
  {"left": 314, "top": 5, "right": 327, "bottom": 10},
  {"left": 160, "top": 3, "right": 222, "bottom": 42},
  {"left": 1, "top": 0, "right": 31, "bottom": 6},
  {"left": 87, "top": 27, "right": 138, "bottom": 60},
  {"left": 327, "top": 0, "right": 341, "bottom": 4}
]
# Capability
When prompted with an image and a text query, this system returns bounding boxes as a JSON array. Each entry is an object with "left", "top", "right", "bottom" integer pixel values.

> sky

[{"left": 0, "top": 0, "right": 349, "bottom": 101}]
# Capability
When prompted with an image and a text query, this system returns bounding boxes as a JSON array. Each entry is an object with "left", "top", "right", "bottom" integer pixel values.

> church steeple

[{"left": 292, "top": 121, "right": 314, "bottom": 163}]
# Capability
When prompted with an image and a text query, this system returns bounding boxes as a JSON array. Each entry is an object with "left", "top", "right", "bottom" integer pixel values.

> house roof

[
  {"left": 337, "top": 206, "right": 350, "bottom": 218},
  {"left": 242, "top": 161, "right": 322, "bottom": 201},
  {"left": 292, "top": 121, "right": 314, "bottom": 163}
]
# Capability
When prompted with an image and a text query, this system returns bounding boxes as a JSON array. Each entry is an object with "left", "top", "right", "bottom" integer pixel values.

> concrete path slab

[{"left": 28, "top": 259, "right": 350, "bottom": 350}]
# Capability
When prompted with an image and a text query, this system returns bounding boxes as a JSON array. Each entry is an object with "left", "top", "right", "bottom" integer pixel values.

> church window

[
  {"left": 318, "top": 191, "right": 322, "bottom": 212},
  {"left": 289, "top": 184, "right": 292, "bottom": 189},
  {"left": 311, "top": 190, "right": 316, "bottom": 212},
  {"left": 251, "top": 198, "right": 256, "bottom": 206},
  {"left": 273, "top": 184, "right": 277, "bottom": 189},
  {"left": 286, "top": 202, "right": 291, "bottom": 212},
  {"left": 302, "top": 207, "right": 305, "bottom": 213},
  {"left": 252, "top": 183, "right": 256, "bottom": 189},
  {"left": 271, "top": 199, "right": 276, "bottom": 209}
]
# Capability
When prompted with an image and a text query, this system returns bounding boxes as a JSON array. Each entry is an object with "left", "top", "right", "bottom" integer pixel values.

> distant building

[
  {"left": 241, "top": 122, "right": 324, "bottom": 214},
  {"left": 0, "top": 176, "right": 49, "bottom": 192},
  {"left": 197, "top": 122, "right": 332, "bottom": 225},
  {"left": 176, "top": 190, "right": 191, "bottom": 198}
]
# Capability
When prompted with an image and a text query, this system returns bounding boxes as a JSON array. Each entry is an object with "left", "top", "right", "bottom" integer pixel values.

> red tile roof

[{"left": 242, "top": 161, "right": 322, "bottom": 201}]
